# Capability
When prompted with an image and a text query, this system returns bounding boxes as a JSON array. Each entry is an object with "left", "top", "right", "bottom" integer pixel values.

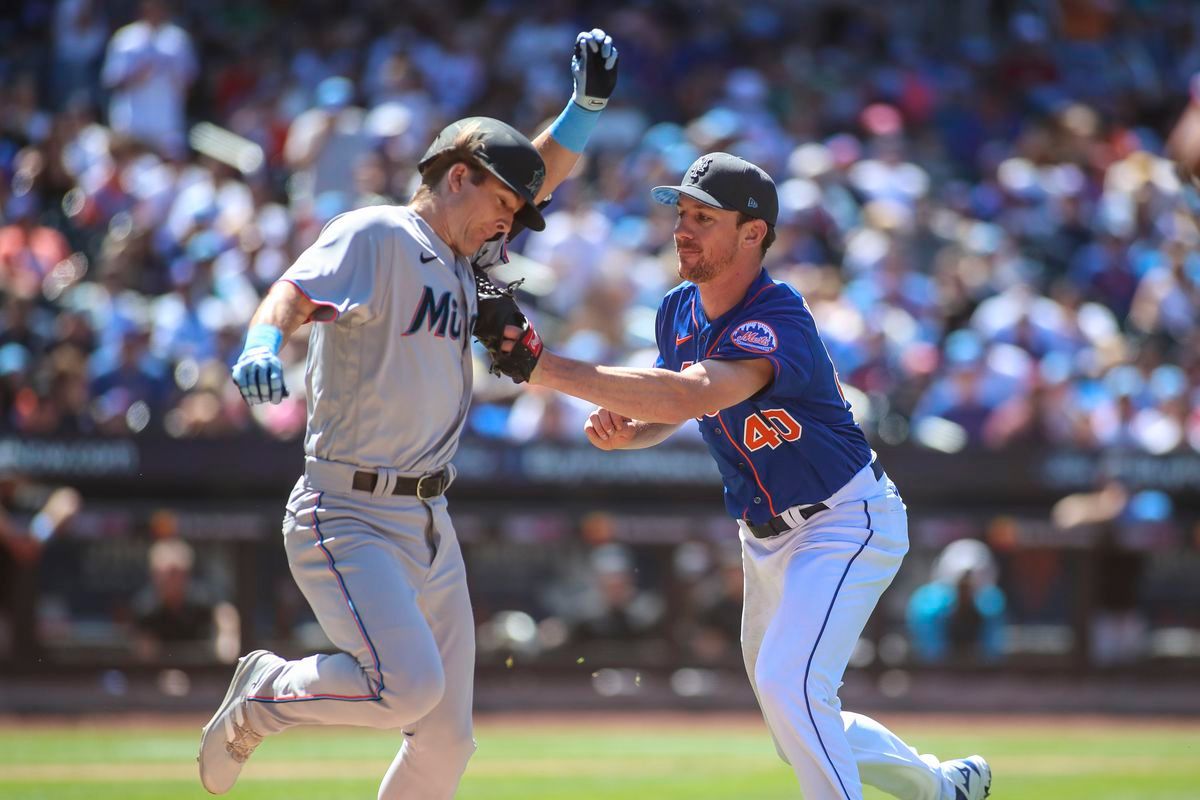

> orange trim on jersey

[
  {"left": 743, "top": 282, "right": 776, "bottom": 308},
  {"left": 760, "top": 353, "right": 782, "bottom": 383},
  {"left": 717, "top": 411, "right": 777, "bottom": 517},
  {"left": 705, "top": 322, "right": 733, "bottom": 358},
  {"left": 704, "top": 282, "right": 781, "bottom": 359},
  {"left": 689, "top": 296, "right": 700, "bottom": 330}
]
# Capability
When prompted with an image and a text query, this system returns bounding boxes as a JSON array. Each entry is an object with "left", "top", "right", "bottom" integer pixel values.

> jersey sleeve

[
  {"left": 653, "top": 301, "right": 667, "bottom": 369},
  {"left": 280, "top": 212, "right": 380, "bottom": 323},
  {"left": 706, "top": 314, "right": 814, "bottom": 397}
]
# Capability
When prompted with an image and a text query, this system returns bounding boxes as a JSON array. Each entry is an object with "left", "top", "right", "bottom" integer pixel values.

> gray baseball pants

[{"left": 245, "top": 460, "right": 475, "bottom": 800}]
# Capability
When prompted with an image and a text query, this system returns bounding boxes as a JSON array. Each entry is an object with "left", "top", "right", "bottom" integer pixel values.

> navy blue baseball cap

[
  {"left": 419, "top": 117, "right": 547, "bottom": 232},
  {"left": 652, "top": 152, "right": 778, "bottom": 227}
]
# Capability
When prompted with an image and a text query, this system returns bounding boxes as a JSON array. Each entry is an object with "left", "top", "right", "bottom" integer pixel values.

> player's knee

[
  {"left": 753, "top": 656, "right": 794, "bottom": 710},
  {"left": 802, "top": 671, "right": 840, "bottom": 712},
  {"left": 754, "top": 655, "right": 837, "bottom": 722},
  {"left": 378, "top": 665, "right": 447, "bottom": 724}
]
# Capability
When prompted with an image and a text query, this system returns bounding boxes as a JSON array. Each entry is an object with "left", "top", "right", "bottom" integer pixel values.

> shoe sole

[{"left": 197, "top": 650, "right": 275, "bottom": 794}]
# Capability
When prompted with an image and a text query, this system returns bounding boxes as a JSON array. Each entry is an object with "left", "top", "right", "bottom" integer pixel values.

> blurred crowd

[{"left": 3, "top": 0, "right": 1200, "bottom": 454}]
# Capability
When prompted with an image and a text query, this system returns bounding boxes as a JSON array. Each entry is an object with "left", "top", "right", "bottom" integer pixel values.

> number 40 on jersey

[{"left": 743, "top": 409, "right": 802, "bottom": 452}]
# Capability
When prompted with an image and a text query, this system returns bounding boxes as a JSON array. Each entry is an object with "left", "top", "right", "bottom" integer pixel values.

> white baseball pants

[
  {"left": 246, "top": 466, "right": 476, "bottom": 800},
  {"left": 740, "top": 463, "right": 952, "bottom": 800}
]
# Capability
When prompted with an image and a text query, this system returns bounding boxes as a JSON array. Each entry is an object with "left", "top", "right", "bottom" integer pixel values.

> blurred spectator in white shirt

[
  {"left": 101, "top": 0, "right": 197, "bottom": 159},
  {"left": 284, "top": 76, "right": 371, "bottom": 215}
]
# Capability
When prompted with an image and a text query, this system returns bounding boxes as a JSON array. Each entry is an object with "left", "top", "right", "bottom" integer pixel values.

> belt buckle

[{"left": 415, "top": 471, "right": 444, "bottom": 500}]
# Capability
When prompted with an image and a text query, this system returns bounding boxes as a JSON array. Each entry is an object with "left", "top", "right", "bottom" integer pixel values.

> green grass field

[{"left": 1, "top": 712, "right": 1197, "bottom": 799}]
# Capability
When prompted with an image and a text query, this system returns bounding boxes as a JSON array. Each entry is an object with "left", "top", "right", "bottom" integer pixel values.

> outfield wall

[{"left": 2, "top": 435, "right": 1198, "bottom": 714}]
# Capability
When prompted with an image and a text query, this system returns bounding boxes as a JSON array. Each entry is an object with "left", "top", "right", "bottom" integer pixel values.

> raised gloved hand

[
  {"left": 472, "top": 270, "right": 543, "bottom": 384},
  {"left": 571, "top": 28, "right": 619, "bottom": 111},
  {"left": 232, "top": 324, "right": 288, "bottom": 405}
]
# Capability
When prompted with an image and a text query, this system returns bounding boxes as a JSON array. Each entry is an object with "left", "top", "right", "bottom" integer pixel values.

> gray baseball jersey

[
  {"left": 242, "top": 204, "right": 481, "bottom": 799},
  {"left": 280, "top": 205, "right": 478, "bottom": 472}
]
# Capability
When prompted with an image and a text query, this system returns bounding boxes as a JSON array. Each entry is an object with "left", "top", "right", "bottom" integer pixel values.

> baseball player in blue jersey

[
  {"left": 483, "top": 153, "right": 992, "bottom": 800},
  {"left": 197, "top": 30, "right": 618, "bottom": 798}
]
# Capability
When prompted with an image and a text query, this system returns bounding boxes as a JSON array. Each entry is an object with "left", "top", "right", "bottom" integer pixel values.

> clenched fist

[{"left": 584, "top": 407, "right": 636, "bottom": 450}]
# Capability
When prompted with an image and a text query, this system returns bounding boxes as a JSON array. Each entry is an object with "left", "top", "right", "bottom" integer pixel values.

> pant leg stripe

[
  {"left": 250, "top": 491, "right": 383, "bottom": 704},
  {"left": 801, "top": 499, "right": 876, "bottom": 800}
]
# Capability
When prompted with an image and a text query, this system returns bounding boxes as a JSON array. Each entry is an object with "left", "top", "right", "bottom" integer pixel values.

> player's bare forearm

[
  {"left": 251, "top": 281, "right": 320, "bottom": 342},
  {"left": 530, "top": 133, "right": 579, "bottom": 203},
  {"left": 622, "top": 420, "right": 683, "bottom": 448},
  {"left": 534, "top": 353, "right": 705, "bottom": 423},
  {"left": 584, "top": 406, "right": 681, "bottom": 450},
  {"left": 532, "top": 351, "right": 772, "bottom": 424}
]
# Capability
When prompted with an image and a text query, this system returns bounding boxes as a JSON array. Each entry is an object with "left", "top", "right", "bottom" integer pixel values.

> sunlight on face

[
  {"left": 450, "top": 166, "right": 522, "bottom": 256},
  {"left": 673, "top": 195, "right": 740, "bottom": 284}
]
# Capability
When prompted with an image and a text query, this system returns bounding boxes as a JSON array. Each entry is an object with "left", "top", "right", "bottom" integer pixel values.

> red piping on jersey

[
  {"left": 743, "top": 282, "right": 777, "bottom": 308},
  {"left": 705, "top": 323, "right": 733, "bottom": 359},
  {"left": 704, "top": 282, "right": 785, "bottom": 518},
  {"left": 704, "top": 283, "right": 780, "bottom": 359},
  {"left": 762, "top": 353, "right": 782, "bottom": 381},
  {"left": 717, "top": 412, "right": 778, "bottom": 517},
  {"left": 279, "top": 279, "right": 341, "bottom": 323},
  {"left": 689, "top": 296, "right": 700, "bottom": 331}
]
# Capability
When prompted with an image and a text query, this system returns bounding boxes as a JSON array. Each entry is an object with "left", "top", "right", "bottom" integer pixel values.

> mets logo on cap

[{"left": 730, "top": 320, "right": 778, "bottom": 354}]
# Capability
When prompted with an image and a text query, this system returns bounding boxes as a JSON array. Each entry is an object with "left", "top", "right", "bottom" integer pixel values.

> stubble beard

[{"left": 677, "top": 248, "right": 732, "bottom": 285}]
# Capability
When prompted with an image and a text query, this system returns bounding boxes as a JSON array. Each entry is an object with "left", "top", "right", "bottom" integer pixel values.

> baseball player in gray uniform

[{"left": 197, "top": 30, "right": 618, "bottom": 798}]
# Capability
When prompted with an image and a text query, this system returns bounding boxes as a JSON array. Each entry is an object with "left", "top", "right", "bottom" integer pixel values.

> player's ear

[
  {"left": 740, "top": 219, "right": 766, "bottom": 251},
  {"left": 445, "top": 163, "right": 468, "bottom": 194}
]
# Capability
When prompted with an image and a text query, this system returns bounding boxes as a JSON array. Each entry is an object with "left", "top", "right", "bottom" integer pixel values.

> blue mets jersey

[{"left": 654, "top": 268, "right": 872, "bottom": 524}]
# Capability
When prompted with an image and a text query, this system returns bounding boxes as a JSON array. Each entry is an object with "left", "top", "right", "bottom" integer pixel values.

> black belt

[
  {"left": 747, "top": 459, "right": 884, "bottom": 539},
  {"left": 352, "top": 468, "right": 449, "bottom": 499}
]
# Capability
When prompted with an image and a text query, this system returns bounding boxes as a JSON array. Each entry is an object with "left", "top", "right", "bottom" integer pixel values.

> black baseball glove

[{"left": 473, "top": 269, "right": 543, "bottom": 384}]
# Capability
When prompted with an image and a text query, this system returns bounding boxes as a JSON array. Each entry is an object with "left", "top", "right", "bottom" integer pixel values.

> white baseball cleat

[
  {"left": 942, "top": 754, "right": 991, "bottom": 800},
  {"left": 197, "top": 649, "right": 284, "bottom": 794}
]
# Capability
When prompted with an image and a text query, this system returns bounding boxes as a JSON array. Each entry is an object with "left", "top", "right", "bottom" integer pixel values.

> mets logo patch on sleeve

[{"left": 730, "top": 321, "right": 778, "bottom": 354}]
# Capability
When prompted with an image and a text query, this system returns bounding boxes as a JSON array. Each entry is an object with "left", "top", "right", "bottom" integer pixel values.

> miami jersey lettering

[
  {"left": 403, "top": 286, "right": 473, "bottom": 340},
  {"left": 278, "top": 205, "right": 477, "bottom": 470},
  {"left": 654, "top": 268, "right": 871, "bottom": 522}
]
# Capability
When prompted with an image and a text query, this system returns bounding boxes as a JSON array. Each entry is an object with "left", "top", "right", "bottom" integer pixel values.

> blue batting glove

[
  {"left": 571, "top": 28, "right": 619, "bottom": 111},
  {"left": 232, "top": 324, "right": 288, "bottom": 405}
]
